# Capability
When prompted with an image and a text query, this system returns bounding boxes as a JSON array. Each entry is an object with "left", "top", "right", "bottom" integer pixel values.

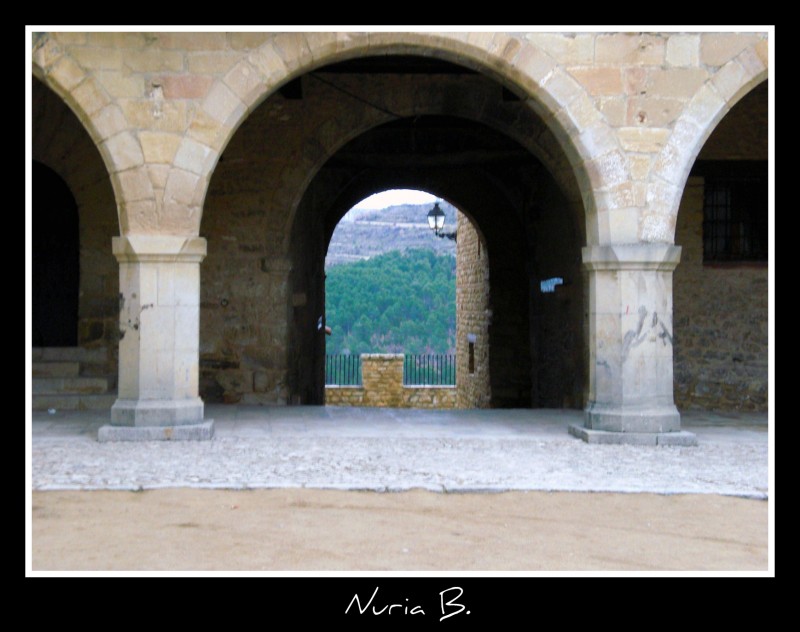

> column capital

[
  {"left": 112, "top": 235, "right": 207, "bottom": 264},
  {"left": 582, "top": 244, "right": 681, "bottom": 272}
]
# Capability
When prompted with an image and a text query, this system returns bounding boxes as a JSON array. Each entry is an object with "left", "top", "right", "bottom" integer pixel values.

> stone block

[
  {"left": 619, "top": 126, "right": 672, "bottom": 154},
  {"left": 92, "top": 104, "right": 128, "bottom": 141},
  {"left": 666, "top": 34, "right": 700, "bottom": 67},
  {"left": 164, "top": 168, "right": 201, "bottom": 206},
  {"left": 700, "top": 33, "right": 761, "bottom": 67},
  {"left": 510, "top": 47, "right": 555, "bottom": 94},
  {"left": 94, "top": 70, "right": 145, "bottom": 99},
  {"left": 187, "top": 51, "right": 241, "bottom": 74},
  {"left": 47, "top": 56, "right": 85, "bottom": 91},
  {"left": 569, "top": 67, "right": 623, "bottom": 96},
  {"left": 755, "top": 39, "right": 768, "bottom": 66},
  {"left": 72, "top": 47, "right": 123, "bottom": 70},
  {"left": 586, "top": 150, "right": 628, "bottom": 189},
  {"left": 174, "top": 138, "right": 214, "bottom": 175},
  {"left": 32, "top": 362, "right": 80, "bottom": 378},
  {"left": 123, "top": 49, "right": 185, "bottom": 72},
  {"left": 85, "top": 32, "right": 147, "bottom": 48},
  {"left": 625, "top": 97, "right": 683, "bottom": 127},
  {"left": 595, "top": 33, "right": 665, "bottom": 65},
  {"left": 116, "top": 166, "right": 153, "bottom": 202},
  {"left": 202, "top": 81, "right": 246, "bottom": 125},
  {"left": 271, "top": 33, "right": 312, "bottom": 71},
  {"left": 53, "top": 32, "right": 87, "bottom": 45},
  {"left": 71, "top": 77, "right": 111, "bottom": 115},
  {"left": 711, "top": 60, "right": 747, "bottom": 102},
  {"left": 98, "top": 420, "right": 214, "bottom": 441},
  {"left": 138, "top": 131, "right": 181, "bottom": 164},
  {"left": 223, "top": 60, "right": 266, "bottom": 104},
  {"left": 683, "top": 84, "right": 727, "bottom": 132},
  {"left": 597, "top": 97, "right": 626, "bottom": 127},
  {"left": 102, "top": 132, "right": 144, "bottom": 171},
  {"left": 227, "top": 32, "right": 272, "bottom": 50},
  {"left": 648, "top": 68, "right": 708, "bottom": 99},
  {"left": 121, "top": 97, "right": 188, "bottom": 132},
  {"left": 156, "top": 32, "right": 227, "bottom": 51},
  {"left": 526, "top": 33, "right": 594, "bottom": 65},
  {"left": 569, "top": 423, "right": 698, "bottom": 446},
  {"left": 157, "top": 74, "right": 213, "bottom": 100},
  {"left": 33, "top": 377, "right": 110, "bottom": 394},
  {"left": 542, "top": 67, "right": 583, "bottom": 110},
  {"left": 607, "top": 208, "right": 640, "bottom": 243}
]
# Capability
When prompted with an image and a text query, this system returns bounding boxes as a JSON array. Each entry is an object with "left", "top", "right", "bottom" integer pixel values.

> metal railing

[
  {"left": 403, "top": 354, "right": 456, "bottom": 386},
  {"left": 325, "top": 354, "right": 362, "bottom": 386}
]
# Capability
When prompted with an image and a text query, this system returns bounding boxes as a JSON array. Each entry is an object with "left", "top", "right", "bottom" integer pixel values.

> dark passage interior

[{"left": 32, "top": 161, "right": 79, "bottom": 347}]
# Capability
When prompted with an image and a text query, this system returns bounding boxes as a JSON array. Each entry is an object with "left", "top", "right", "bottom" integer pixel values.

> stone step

[
  {"left": 32, "top": 361, "right": 81, "bottom": 378},
  {"left": 32, "top": 347, "right": 107, "bottom": 364},
  {"left": 33, "top": 393, "right": 117, "bottom": 411},
  {"left": 32, "top": 377, "right": 111, "bottom": 395}
]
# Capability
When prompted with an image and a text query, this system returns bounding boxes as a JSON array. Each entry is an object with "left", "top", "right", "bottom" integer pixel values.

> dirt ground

[{"left": 30, "top": 488, "right": 768, "bottom": 572}]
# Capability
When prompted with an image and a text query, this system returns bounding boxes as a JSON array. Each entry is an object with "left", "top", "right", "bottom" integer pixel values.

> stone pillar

[
  {"left": 569, "top": 244, "right": 696, "bottom": 445},
  {"left": 98, "top": 235, "right": 213, "bottom": 441}
]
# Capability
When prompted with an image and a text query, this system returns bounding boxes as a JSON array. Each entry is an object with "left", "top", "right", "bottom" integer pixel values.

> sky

[{"left": 353, "top": 189, "right": 438, "bottom": 210}]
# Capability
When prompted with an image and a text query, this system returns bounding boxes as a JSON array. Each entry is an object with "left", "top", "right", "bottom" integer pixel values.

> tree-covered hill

[{"left": 325, "top": 249, "right": 456, "bottom": 355}]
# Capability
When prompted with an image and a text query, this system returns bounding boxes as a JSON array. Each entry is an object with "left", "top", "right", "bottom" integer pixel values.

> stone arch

[
  {"left": 648, "top": 42, "right": 769, "bottom": 243},
  {"left": 185, "top": 32, "right": 624, "bottom": 245},
  {"left": 32, "top": 34, "right": 145, "bottom": 235},
  {"left": 32, "top": 73, "right": 121, "bottom": 373}
]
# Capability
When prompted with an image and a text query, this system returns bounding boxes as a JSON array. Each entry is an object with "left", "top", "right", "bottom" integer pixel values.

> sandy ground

[{"left": 30, "top": 488, "right": 768, "bottom": 572}]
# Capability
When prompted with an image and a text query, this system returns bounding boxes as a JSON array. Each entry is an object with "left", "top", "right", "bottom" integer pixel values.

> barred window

[{"left": 694, "top": 161, "right": 768, "bottom": 262}]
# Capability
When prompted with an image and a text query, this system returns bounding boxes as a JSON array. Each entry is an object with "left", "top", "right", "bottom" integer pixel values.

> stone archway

[{"left": 29, "top": 30, "right": 767, "bottom": 442}]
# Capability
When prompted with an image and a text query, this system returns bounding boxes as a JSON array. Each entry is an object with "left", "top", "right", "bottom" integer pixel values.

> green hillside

[{"left": 325, "top": 248, "right": 456, "bottom": 355}]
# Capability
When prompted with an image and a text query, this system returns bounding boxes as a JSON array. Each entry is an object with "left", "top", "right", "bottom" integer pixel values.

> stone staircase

[{"left": 32, "top": 347, "right": 117, "bottom": 411}]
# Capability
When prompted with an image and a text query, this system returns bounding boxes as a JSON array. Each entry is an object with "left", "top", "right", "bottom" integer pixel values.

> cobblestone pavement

[{"left": 30, "top": 406, "right": 769, "bottom": 498}]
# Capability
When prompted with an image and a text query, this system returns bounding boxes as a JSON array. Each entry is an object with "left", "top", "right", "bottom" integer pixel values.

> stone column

[
  {"left": 569, "top": 244, "right": 696, "bottom": 445},
  {"left": 98, "top": 235, "right": 213, "bottom": 441}
]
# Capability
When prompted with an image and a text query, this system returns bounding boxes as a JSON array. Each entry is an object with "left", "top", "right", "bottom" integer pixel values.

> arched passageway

[{"left": 200, "top": 57, "right": 586, "bottom": 410}]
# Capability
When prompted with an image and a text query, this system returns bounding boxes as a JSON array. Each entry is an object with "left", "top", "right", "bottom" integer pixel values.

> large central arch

[
  {"left": 200, "top": 55, "right": 587, "bottom": 409},
  {"left": 140, "top": 33, "right": 625, "bottom": 244}
]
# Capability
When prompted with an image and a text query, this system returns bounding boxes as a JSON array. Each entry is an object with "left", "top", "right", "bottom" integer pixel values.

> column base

[
  {"left": 110, "top": 398, "right": 205, "bottom": 427},
  {"left": 568, "top": 423, "right": 697, "bottom": 446},
  {"left": 98, "top": 420, "right": 214, "bottom": 442},
  {"left": 584, "top": 403, "right": 682, "bottom": 433}
]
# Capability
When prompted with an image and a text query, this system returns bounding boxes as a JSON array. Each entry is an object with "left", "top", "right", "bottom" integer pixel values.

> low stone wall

[{"left": 325, "top": 354, "right": 456, "bottom": 409}]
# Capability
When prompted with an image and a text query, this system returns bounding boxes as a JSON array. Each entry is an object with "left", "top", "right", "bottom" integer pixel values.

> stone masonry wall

[
  {"left": 30, "top": 31, "right": 769, "bottom": 415},
  {"left": 455, "top": 213, "right": 491, "bottom": 408},
  {"left": 673, "top": 80, "right": 768, "bottom": 411},
  {"left": 673, "top": 178, "right": 767, "bottom": 411},
  {"left": 325, "top": 354, "right": 457, "bottom": 409},
  {"left": 32, "top": 77, "right": 119, "bottom": 379}
]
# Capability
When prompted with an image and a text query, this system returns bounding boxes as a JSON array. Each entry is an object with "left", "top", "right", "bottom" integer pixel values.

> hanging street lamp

[{"left": 426, "top": 201, "right": 456, "bottom": 241}]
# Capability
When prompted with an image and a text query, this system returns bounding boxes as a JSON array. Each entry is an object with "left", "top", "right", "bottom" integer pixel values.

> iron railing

[
  {"left": 325, "top": 354, "right": 362, "bottom": 386},
  {"left": 403, "top": 354, "right": 456, "bottom": 386}
]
